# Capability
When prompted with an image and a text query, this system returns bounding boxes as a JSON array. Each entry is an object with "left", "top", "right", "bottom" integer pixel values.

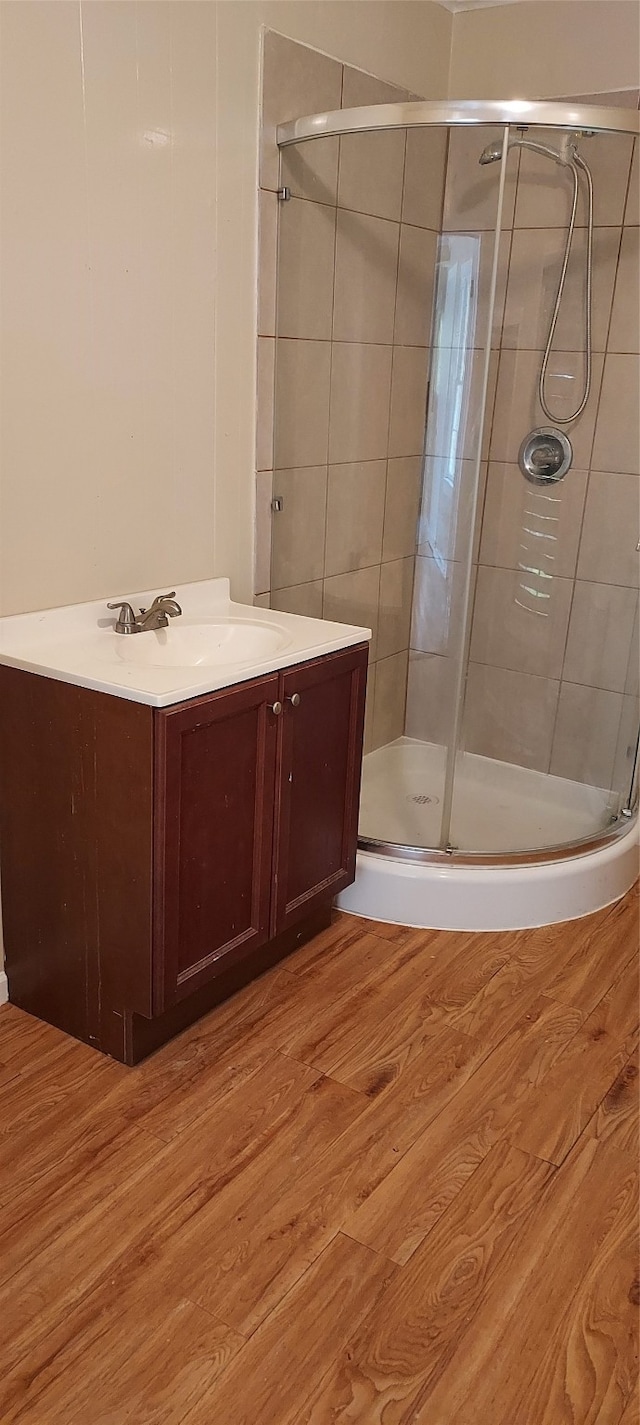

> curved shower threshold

[
  {"left": 337, "top": 828, "right": 638, "bottom": 931},
  {"left": 337, "top": 738, "right": 638, "bottom": 930}
]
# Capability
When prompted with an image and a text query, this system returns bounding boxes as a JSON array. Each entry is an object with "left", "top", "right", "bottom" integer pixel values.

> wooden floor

[{"left": 0, "top": 889, "right": 638, "bottom": 1424}]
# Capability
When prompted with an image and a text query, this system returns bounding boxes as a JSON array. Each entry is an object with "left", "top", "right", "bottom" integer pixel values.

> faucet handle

[
  {"left": 139, "top": 591, "right": 180, "bottom": 615},
  {"left": 107, "top": 599, "right": 136, "bottom": 633}
]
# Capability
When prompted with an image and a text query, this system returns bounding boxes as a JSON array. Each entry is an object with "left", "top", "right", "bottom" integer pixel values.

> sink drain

[{"left": 407, "top": 793, "right": 440, "bottom": 806}]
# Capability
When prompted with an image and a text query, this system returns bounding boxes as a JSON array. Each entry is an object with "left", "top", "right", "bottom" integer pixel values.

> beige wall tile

[
  {"left": 577, "top": 471, "right": 640, "bottom": 587},
  {"left": 402, "top": 127, "right": 448, "bottom": 231},
  {"left": 364, "top": 662, "right": 377, "bottom": 755},
  {"left": 261, "top": 31, "right": 341, "bottom": 199},
  {"left": 258, "top": 189, "right": 278, "bottom": 338},
  {"left": 372, "top": 651, "right": 409, "bottom": 748},
  {"left": 442, "top": 128, "right": 518, "bottom": 233},
  {"left": 470, "top": 565, "right": 574, "bottom": 680},
  {"left": 476, "top": 229, "right": 511, "bottom": 352},
  {"left": 418, "top": 457, "right": 486, "bottom": 563},
  {"left": 281, "top": 139, "right": 341, "bottom": 209},
  {"left": 333, "top": 210, "right": 400, "bottom": 344},
  {"left": 254, "top": 469, "right": 273, "bottom": 595},
  {"left": 323, "top": 564, "right": 380, "bottom": 657},
  {"left": 411, "top": 555, "right": 464, "bottom": 657},
  {"left": 329, "top": 343, "right": 392, "bottom": 463},
  {"left": 341, "top": 67, "right": 409, "bottom": 109},
  {"left": 388, "top": 345, "right": 430, "bottom": 458},
  {"left": 253, "top": 592, "right": 271, "bottom": 609},
  {"left": 277, "top": 199, "right": 336, "bottom": 341},
  {"left": 405, "top": 651, "right": 455, "bottom": 745},
  {"left": 502, "top": 226, "right": 620, "bottom": 353},
  {"left": 377, "top": 557, "right": 414, "bottom": 660},
  {"left": 270, "top": 466, "right": 327, "bottom": 588},
  {"left": 563, "top": 582, "right": 638, "bottom": 692},
  {"left": 338, "top": 69, "right": 408, "bottom": 222},
  {"left": 271, "top": 581, "right": 323, "bottom": 619},
  {"left": 324, "top": 460, "right": 386, "bottom": 577},
  {"left": 625, "top": 603, "right": 639, "bottom": 697},
  {"left": 515, "top": 132, "right": 634, "bottom": 229},
  {"left": 625, "top": 140, "right": 639, "bottom": 226},
  {"left": 479, "top": 462, "right": 589, "bottom": 579},
  {"left": 256, "top": 336, "right": 275, "bottom": 471},
  {"left": 394, "top": 225, "right": 438, "bottom": 348},
  {"left": 463, "top": 663, "right": 560, "bottom": 773},
  {"left": 591, "top": 354, "right": 640, "bottom": 474},
  {"left": 612, "top": 692, "right": 640, "bottom": 798},
  {"left": 490, "top": 348, "right": 604, "bottom": 468},
  {"left": 550, "top": 682, "right": 624, "bottom": 788},
  {"left": 274, "top": 339, "right": 331, "bottom": 468},
  {"left": 382, "top": 456, "right": 422, "bottom": 562},
  {"left": 609, "top": 226, "right": 640, "bottom": 354},
  {"left": 481, "top": 352, "right": 499, "bottom": 463}
]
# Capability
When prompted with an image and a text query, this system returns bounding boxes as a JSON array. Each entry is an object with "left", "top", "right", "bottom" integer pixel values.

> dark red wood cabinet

[
  {"left": 273, "top": 653, "right": 365, "bottom": 934},
  {"left": 0, "top": 643, "right": 367, "bottom": 1063},
  {"left": 154, "top": 674, "right": 280, "bottom": 1012}
]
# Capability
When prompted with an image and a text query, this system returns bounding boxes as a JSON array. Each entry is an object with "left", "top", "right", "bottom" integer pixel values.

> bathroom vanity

[{"left": 0, "top": 581, "right": 369, "bottom": 1063}]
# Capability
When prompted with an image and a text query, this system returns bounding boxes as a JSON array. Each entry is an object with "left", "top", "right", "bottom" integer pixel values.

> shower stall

[{"left": 270, "top": 98, "right": 639, "bottom": 928}]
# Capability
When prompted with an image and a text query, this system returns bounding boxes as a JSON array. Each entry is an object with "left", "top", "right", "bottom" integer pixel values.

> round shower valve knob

[{"left": 518, "top": 427, "right": 573, "bottom": 484}]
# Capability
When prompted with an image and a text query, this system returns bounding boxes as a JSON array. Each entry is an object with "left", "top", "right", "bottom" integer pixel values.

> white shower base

[
  {"left": 337, "top": 738, "right": 638, "bottom": 930},
  {"left": 357, "top": 738, "right": 618, "bottom": 854}
]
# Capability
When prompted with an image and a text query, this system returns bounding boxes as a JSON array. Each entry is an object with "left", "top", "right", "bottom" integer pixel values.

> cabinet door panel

[
  {"left": 273, "top": 645, "right": 367, "bottom": 934},
  {"left": 154, "top": 676, "right": 279, "bottom": 1011}
]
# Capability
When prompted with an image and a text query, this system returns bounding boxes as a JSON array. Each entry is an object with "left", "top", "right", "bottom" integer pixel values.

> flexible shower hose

[{"left": 538, "top": 149, "right": 594, "bottom": 425}]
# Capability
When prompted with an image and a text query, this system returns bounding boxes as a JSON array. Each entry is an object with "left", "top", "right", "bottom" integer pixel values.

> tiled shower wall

[
  {"left": 258, "top": 48, "right": 639, "bottom": 792},
  {"left": 255, "top": 30, "right": 445, "bottom": 752},
  {"left": 407, "top": 108, "right": 639, "bottom": 794}
]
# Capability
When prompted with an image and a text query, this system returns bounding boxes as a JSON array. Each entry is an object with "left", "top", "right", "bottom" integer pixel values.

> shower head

[
  {"left": 478, "top": 135, "right": 576, "bottom": 167},
  {"left": 479, "top": 139, "right": 504, "bottom": 166}
]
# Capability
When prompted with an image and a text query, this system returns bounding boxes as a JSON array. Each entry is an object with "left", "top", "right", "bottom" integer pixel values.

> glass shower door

[
  {"left": 448, "top": 124, "right": 640, "bottom": 854},
  {"left": 406, "top": 124, "right": 512, "bottom": 851},
  {"left": 270, "top": 105, "right": 639, "bottom": 859}
]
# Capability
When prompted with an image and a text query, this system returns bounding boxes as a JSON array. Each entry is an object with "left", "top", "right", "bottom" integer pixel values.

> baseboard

[{"left": 0, "top": 970, "right": 8, "bottom": 1006}]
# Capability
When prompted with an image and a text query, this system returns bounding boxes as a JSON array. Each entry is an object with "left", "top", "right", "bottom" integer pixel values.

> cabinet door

[
  {"left": 272, "top": 645, "right": 368, "bottom": 934},
  {"left": 154, "top": 675, "right": 279, "bottom": 1011}
]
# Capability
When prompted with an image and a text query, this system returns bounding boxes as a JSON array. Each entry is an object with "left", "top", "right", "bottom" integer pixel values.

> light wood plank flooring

[{"left": 0, "top": 888, "right": 638, "bottom": 1423}]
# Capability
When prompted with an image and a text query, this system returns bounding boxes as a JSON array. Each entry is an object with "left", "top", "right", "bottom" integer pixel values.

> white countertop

[{"left": 0, "top": 579, "right": 371, "bottom": 707}]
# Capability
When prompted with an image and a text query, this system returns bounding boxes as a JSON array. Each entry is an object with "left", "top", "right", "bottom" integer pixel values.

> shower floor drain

[{"left": 407, "top": 793, "right": 440, "bottom": 806}]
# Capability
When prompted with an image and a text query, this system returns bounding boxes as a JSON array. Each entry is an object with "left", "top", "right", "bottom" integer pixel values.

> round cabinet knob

[
  {"left": 269, "top": 701, "right": 283, "bottom": 716},
  {"left": 288, "top": 692, "right": 301, "bottom": 708}
]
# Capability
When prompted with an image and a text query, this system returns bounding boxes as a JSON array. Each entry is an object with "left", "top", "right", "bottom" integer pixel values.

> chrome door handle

[
  {"left": 269, "top": 701, "right": 283, "bottom": 716},
  {"left": 287, "top": 693, "right": 301, "bottom": 707}
]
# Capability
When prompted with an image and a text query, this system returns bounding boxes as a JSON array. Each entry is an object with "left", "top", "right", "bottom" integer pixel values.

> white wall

[
  {"left": 0, "top": 0, "right": 451, "bottom": 619},
  {"left": 449, "top": 0, "right": 640, "bottom": 99},
  {"left": 0, "top": 1, "right": 218, "bottom": 616}
]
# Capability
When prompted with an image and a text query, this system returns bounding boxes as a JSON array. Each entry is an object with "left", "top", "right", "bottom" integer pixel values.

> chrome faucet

[{"left": 107, "top": 591, "right": 183, "bottom": 634}]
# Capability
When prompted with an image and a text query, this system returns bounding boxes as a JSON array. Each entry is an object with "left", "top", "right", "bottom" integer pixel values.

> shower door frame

[
  {"left": 277, "top": 99, "right": 640, "bottom": 149},
  {"left": 276, "top": 99, "right": 640, "bottom": 866}
]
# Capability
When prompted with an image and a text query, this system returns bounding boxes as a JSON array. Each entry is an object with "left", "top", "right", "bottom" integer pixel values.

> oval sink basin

[{"left": 98, "top": 619, "right": 291, "bottom": 669}]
